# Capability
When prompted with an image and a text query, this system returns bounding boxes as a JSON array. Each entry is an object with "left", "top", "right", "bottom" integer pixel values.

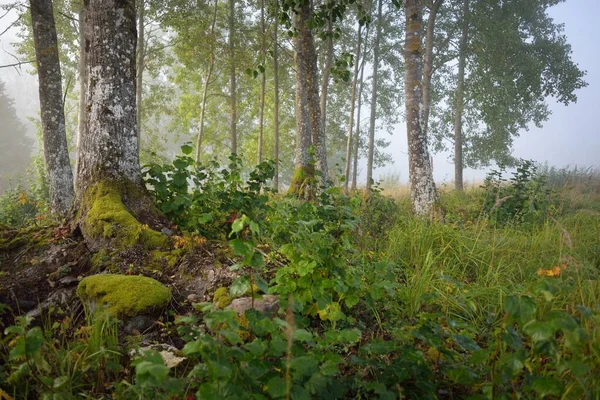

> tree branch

[{"left": 0, "top": 59, "right": 34, "bottom": 69}]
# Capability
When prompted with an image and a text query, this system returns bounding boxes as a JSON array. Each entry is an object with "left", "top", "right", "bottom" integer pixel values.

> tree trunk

[
  {"left": 136, "top": 0, "right": 145, "bottom": 146},
  {"left": 351, "top": 48, "right": 366, "bottom": 192},
  {"left": 344, "top": 25, "right": 362, "bottom": 194},
  {"left": 76, "top": 6, "right": 86, "bottom": 185},
  {"left": 404, "top": 0, "right": 438, "bottom": 216},
  {"left": 229, "top": 0, "right": 237, "bottom": 154},
  {"left": 422, "top": 0, "right": 442, "bottom": 137},
  {"left": 289, "top": 2, "right": 313, "bottom": 198},
  {"left": 30, "top": 0, "right": 75, "bottom": 215},
  {"left": 257, "top": 0, "right": 266, "bottom": 164},
  {"left": 453, "top": 0, "right": 469, "bottom": 191},
  {"left": 273, "top": 0, "right": 280, "bottom": 190},
  {"left": 77, "top": 0, "right": 167, "bottom": 251},
  {"left": 289, "top": 1, "right": 327, "bottom": 195},
  {"left": 366, "top": 0, "right": 383, "bottom": 193},
  {"left": 319, "top": 16, "right": 333, "bottom": 165},
  {"left": 195, "top": 0, "right": 219, "bottom": 163}
]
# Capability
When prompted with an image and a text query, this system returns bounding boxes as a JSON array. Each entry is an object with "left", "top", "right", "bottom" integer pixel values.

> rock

[
  {"left": 131, "top": 343, "right": 186, "bottom": 369},
  {"left": 227, "top": 295, "right": 280, "bottom": 315},
  {"left": 160, "top": 227, "right": 174, "bottom": 236},
  {"left": 124, "top": 315, "right": 156, "bottom": 334},
  {"left": 76, "top": 274, "right": 171, "bottom": 318},
  {"left": 59, "top": 276, "right": 79, "bottom": 285},
  {"left": 26, "top": 288, "right": 76, "bottom": 319}
]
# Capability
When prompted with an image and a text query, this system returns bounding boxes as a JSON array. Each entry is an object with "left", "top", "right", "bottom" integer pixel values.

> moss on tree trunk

[
  {"left": 287, "top": 165, "right": 316, "bottom": 200},
  {"left": 77, "top": 180, "right": 168, "bottom": 252}
]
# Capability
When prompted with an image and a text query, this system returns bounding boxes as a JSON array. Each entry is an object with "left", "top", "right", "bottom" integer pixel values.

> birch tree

[
  {"left": 30, "top": 0, "right": 75, "bottom": 215},
  {"left": 365, "top": 0, "right": 382, "bottom": 193},
  {"left": 404, "top": 0, "right": 438, "bottom": 216}
]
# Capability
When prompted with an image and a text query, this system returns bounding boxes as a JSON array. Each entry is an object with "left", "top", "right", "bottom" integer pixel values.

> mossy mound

[
  {"left": 77, "top": 274, "right": 171, "bottom": 317},
  {"left": 213, "top": 287, "right": 233, "bottom": 309},
  {"left": 80, "top": 181, "right": 168, "bottom": 251}
]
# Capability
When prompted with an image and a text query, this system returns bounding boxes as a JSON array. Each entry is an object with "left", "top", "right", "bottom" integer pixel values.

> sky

[{"left": 0, "top": 0, "right": 598, "bottom": 185}]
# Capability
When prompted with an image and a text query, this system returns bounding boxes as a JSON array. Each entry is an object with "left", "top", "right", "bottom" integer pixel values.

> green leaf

[
  {"left": 181, "top": 143, "right": 193, "bottom": 155},
  {"left": 290, "top": 356, "right": 319, "bottom": 378},
  {"left": 499, "top": 353, "right": 525, "bottom": 378},
  {"left": 230, "top": 276, "right": 251, "bottom": 297},
  {"left": 231, "top": 217, "right": 246, "bottom": 235},
  {"left": 293, "top": 329, "right": 313, "bottom": 342},
  {"left": 230, "top": 238, "right": 253, "bottom": 257},
  {"left": 531, "top": 377, "right": 563, "bottom": 397},
  {"left": 523, "top": 320, "right": 554, "bottom": 342},
  {"left": 266, "top": 376, "right": 286, "bottom": 398},
  {"left": 504, "top": 295, "right": 537, "bottom": 325},
  {"left": 244, "top": 339, "right": 267, "bottom": 356},
  {"left": 344, "top": 294, "right": 359, "bottom": 308}
]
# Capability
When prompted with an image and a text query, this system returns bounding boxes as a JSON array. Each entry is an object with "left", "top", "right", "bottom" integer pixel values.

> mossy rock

[{"left": 77, "top": 274, "right": 171, "bottom": 318}]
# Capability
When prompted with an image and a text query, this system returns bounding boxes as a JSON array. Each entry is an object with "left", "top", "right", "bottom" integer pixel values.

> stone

[
  {"left": 227, "top": 295, "right": 280, "bottom": 315},
  {"left": 76, "top": 274, "right": 171, "bottom": 318},
  {"left": 131, "top": 343, "right": 186, "bottom": 369}
]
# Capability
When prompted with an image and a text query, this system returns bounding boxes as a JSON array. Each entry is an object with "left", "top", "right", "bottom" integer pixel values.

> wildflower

[{"left": 537, "top": 264, "right": 567, "bottom": 277}]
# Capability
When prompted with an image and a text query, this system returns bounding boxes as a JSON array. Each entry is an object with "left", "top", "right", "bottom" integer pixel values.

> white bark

[
  {"left": 454, "top": 0, "right": 469, "bottom": 191},
  {"left": 195, "top": 0, "right": 219, "bottom": 163},
  {"left": 344, "top": 25, "right": 362, "bottom": 194},
  {"left": 229, "top": 0, "right": 237, "bottom": 154},
  {"left": 366, "top": 0, "right": 383, "bottom": 193},
  {"left": 273, "top": 0, "right": 280, "bottom": 190},
  {"left": 257, "top": 0, "right": 266, "bottom": 164},
  {"left": 77, "top": 0, "right": 141, "bottom": 191},
  {"left": 136, "top": 0, "right": 145, "bottom": 146},
  {"left": 30, "top": 0, "right": 75, "bottom": 215},
  {"left": 405, "top": 0, "right": 438, "bottom": 216}
]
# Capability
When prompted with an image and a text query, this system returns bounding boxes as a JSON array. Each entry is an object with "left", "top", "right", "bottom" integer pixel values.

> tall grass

[{"left": 385, "top": 185, "right": 600, "bottom": 330}]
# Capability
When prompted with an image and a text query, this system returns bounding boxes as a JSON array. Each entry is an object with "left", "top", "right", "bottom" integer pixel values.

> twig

[{"left": 0, "top": 59, "right": 33, "bottom": 69}]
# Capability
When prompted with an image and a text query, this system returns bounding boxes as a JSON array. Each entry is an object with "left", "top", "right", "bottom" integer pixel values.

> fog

[{"left": 1, "top": 0, "right": 598, "bottom": 188}]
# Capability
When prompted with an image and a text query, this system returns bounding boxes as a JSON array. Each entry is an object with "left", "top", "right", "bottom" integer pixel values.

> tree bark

[
  {"left": 257, "top": 0, "right": 266, "bottom": 164},
  {"left": 351, "top": 47, "right": 366, "bottom": 192},
  {"left": 366, "top": 0, "right": 383, "bottom": 193},
  {"left": 344, "top": 25, "right": 362, "bottom": 194},
  {"left": 229, "top": 0, "right": 237, "bottom": 154},
  {"left": 404, "top": 0, "right": 438, "bottom": 216},
  {"left": 76, "top": 6, "right": 86, "bottom": 185},
  {"left": 195, "top": 0, "right": 219, "bottom": 163},
  {"left": 319, "top": 16, "right": 333, "bottom": 166},
  {"left": 453, "top": 0, "right": 469, "bottom": 191},
  {"left": 30, "top": 0, "right": 75, "bottom": 215},
  {"left": 273, "top": 0, "right": 280, "bottom": 190},
  {"left": 136, "top": 0, "right": 145, "bottom": 146},
  {"left": 77, "top": 0, "right": 167, "bottom": 251},
  {"left": 289, "top": 1, "right": 327, "bottom": 195},
  {"left": 422, "top": 0, "right": 442, "bottom": 137}
]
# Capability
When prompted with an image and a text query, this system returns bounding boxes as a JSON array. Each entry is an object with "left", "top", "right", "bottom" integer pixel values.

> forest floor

[{"left": 1, "top": 163, "right": 600, "bottom": 399}]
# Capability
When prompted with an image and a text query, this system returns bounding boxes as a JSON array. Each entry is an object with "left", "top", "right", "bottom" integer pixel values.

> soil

[{"left": 0, "top": 223, "right": 239, "bottom": 335}]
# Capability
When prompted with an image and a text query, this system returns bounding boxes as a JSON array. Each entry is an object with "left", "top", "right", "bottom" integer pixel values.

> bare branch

[{"left": 0, "top": 59, "right": 34, "bottom": 69}]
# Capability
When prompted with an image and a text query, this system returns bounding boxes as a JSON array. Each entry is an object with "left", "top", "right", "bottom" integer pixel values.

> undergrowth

[{"left": 2, "top": 157, "right": 600, "bottom": 399}]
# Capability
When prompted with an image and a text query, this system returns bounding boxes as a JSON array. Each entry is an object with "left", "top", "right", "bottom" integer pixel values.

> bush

[{"left": 481, "top": 160, "right": 555, "bottom": 226}]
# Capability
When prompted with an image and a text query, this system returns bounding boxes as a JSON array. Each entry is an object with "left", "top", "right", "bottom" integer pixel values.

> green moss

[
  {"left": 77, "top": 274, "right": 171, "bottom": 317},
  {"left": 288, "top": 165, "right": 316, "bottom": 200},
  {"left": 213, "top": 287, "right": 233, "bottom": 309},
  {"left": 149, "top": 249, "right": 182, "bottom": 269},
  {"left": 81, "top": 181, "right": 168, "bottom": 250}
]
